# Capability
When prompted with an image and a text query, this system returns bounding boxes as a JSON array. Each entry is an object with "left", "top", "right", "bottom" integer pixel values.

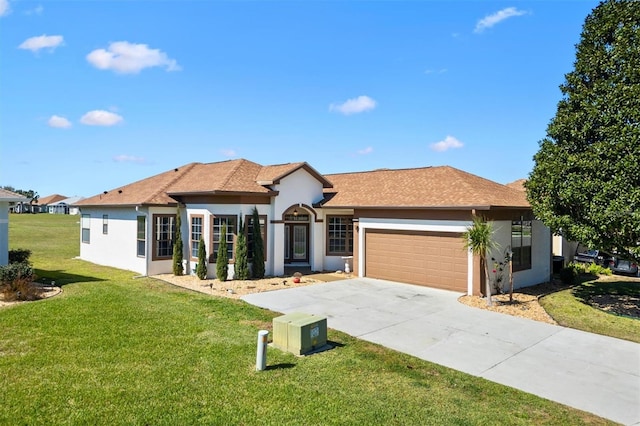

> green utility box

[{"left": 272, "top": 312, "right": 327, "bottom": 355}]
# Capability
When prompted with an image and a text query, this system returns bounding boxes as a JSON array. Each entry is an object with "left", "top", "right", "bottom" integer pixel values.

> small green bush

[
  {"left": 585, "top": 262, "right": 612, "bottom": 276},
  {"left": 9, "top": 249, "right": 31, "bottom": 264},
  {"left": 559, "top": 266, "right": 577, "bottom": 284},
  {"left": 0, "top": 262, "right": 35, "bottom": 283}
]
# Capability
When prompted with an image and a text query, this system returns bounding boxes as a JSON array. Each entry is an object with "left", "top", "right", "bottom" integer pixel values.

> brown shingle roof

[
  {"left": 76, "top": 160, "right": 529, "bottom": 209},
  {"left": 0, "top": 188, "right": 27, "bottom": 201},
  {"left": 506, "top": 178, "right": 527, "bottom": 192},
  {"left": 77, "top": 159, "right": 287, "bottom": 206},
  {"left": 322, "top": 166, "right": 529, "bottom": 209},
  {"left": 36, "top": 194, "right": 68, "bottom": 205},
  {"left": 256, "top": 162, "right": 333, "bottom": 188}
]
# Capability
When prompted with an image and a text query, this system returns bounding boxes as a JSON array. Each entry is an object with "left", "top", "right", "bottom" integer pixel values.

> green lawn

[
  {"left": 1, "top": 214, "right": 613, "bottom": 424},
  {"left": 540, "top": 276, "right": 640, "bottom": 343}
]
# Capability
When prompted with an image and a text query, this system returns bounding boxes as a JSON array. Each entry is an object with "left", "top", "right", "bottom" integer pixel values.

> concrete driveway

[{"left": 242, "top": 278, "right": 640, "bottom": 425}]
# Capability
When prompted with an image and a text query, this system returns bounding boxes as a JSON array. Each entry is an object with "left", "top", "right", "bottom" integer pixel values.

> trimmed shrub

[
  {"left": 9, "top": 249, "right": 31, "bottom": 264},
  {"left": 0, "top": 262, "right": 35, "bottom": 284},
  {"left": 251, "top": 207, "right": 265, "bottom": 279},
  {"left": 172, "top": 209, "right": 184, "bottom": 276},
  {"left": 234, "top": 217, "right": 249, "bottom": 280},
  {"left": 216, "top": 222, "right": 228, "bottom": 281},
  {"left": 559, "top": 266, "right": 577, "bottom": 285},
  {"left": 196, "top": 238, "right": 207, "bottom": 280}
]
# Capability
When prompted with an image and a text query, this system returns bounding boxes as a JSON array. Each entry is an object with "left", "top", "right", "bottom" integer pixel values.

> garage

[{"left": 364, "top": 229, "right": 468, "bottom": 292}]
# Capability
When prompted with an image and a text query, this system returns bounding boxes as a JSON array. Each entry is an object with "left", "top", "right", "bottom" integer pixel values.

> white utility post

[{"left": 256, "top": 330, "right": 269, "bottom": 371}]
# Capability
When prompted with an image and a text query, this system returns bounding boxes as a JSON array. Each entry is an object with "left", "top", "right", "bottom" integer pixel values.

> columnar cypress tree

[
  {"left": 235, "top": 216, "right": 250, "bottom": 280},
  {"left": 251, "top": 207, "right": 265, "bottom": 279},
  {"left": 196, "top": 238, "right": 207, "bottom": 280},
  {"left": 172, "top": 208, "right": 184, "bottom": 276},
  {"left": 216, "top": 222, "right": 228, "bottom": 281}
]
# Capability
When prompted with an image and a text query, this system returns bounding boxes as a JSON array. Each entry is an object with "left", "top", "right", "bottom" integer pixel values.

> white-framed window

[
  {"left": 81, "top": 214, "right": 91, "bottom": 244},
  {"left": 152, "top": 214, "right": 175, "bottom": 260},
  {"left": 137, "top": 216, "right": 146, "bottom": 257},
  {"left": 326, "top": 215, "right": 353, "bottom": 255}
]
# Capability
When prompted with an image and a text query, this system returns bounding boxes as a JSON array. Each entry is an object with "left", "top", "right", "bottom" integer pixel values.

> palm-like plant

[{"left": 462, "top": 216, "right": 498, "bottom": 306}]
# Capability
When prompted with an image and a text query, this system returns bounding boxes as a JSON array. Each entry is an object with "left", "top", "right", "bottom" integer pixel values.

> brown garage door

[{"left": 365, "top": 229, "right": 468, "bottom": 292}]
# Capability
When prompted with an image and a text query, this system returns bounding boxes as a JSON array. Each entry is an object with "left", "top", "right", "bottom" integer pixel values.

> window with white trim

[
  {"left": 153, "top": 214, "right": 175, "bottom": 260},
  {"left": 212, "top": 215, "right": 236, "bottom": 262},
  {"left": 326, "top": 216, "right": 353, "bottom": 255},
  {"left": 512, "top": 218, "right": 532, "bottom": 271},
  {"left": 137, "top": 216, "right": 146, "bottom": 257},
  {"left": 81, "top": 214, "right": 90, "bottom": 244}
]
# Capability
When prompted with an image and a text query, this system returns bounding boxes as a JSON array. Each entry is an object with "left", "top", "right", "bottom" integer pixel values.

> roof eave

[
  {"left": 320, "top": 204, "right": 531, "bottom": 210},
  {"left": 167, "top": 190, "right": 278, "bottom": 197}
]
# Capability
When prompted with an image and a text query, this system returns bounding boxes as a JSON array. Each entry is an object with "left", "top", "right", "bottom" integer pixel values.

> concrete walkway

[{"left": 242, "top": 278, "right": 640, "bottom": 425}]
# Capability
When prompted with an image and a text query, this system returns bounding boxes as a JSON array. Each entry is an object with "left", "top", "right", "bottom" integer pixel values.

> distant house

[
  {"left": 48, "top": 196, "right": 84, "bottom": 215},
  {"left": 1, "top": 189, "right": 27, "bottom": 265},
  {"left": 35, "top": 194, "right": 68, "bottom": 213},
  {"left": 75, "top": 159, "right": 551, "bottom": 296}
]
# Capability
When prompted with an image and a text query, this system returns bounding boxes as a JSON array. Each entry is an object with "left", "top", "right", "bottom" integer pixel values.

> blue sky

[{"left": 1, "top": 0, "right": 599, "bottom": 198}]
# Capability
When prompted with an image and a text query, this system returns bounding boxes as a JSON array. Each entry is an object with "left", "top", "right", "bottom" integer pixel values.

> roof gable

[
  {"left": 256, "top": 162, "right": 333, "bottom": 188},
  {"left": 37, "top": 194, "right": 68, "bottom": 205}
]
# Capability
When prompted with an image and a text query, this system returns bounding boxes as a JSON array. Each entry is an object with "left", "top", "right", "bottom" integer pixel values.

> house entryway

[
  {"left": 284, "top": 223, "right": 309, "bottom": 262},
  {"left": 283, "top": 207, "right": 311, "bottom": 267}
]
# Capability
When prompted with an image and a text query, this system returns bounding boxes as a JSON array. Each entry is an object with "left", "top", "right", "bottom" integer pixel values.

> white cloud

[
  {"left": 113, "top": 155, "right": 146, "bottom": 164},
  {"left": 329, "top": 95, "right": 377, "bottom": 115},
  {"left": 357, "top": 146, "right": 373, "bottom": 155},
  {"left": 80, "top": 110, "right": 123, "bottom": 126},
  {"left": 0, "top": 0, "right": 10, "bottom": 17},
  {"left": 220, "top": 149, "right": 237, "bottom": 157},
  {"left": 424, "top": 68, "right": 447, "bottom": 75},
  {"left": 48, "top": 115, "right": 72, "bottom": 129},
  {"left": 25, "top": 5, "right": 43, "bottom": 15},
  {"left": 430, "top": 135, "right": 464, "bottom": 152},
  {"left": 18, "top": 34, "right": 64, "bottom": 52},
  {"left": 474, "top": 7, "right": 528, "bottom": 33},
  {"left": 86, "top": 41, "right": 181, "bottom": 74}
]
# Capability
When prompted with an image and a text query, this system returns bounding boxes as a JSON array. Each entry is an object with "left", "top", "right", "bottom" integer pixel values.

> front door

[{"left": 284, "top": 224, "right": 309, "bottom": 263}]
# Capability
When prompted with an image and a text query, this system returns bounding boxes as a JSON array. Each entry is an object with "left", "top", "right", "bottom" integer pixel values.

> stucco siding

[
  {"left": 79, "top": 207, "right": 149, "bottom": 275},
  {"left": 184, "top": 204, "right": 274, "bottom": 279},
  {"left": 492, "top": 220, "right": 551, "bottom": 290}
]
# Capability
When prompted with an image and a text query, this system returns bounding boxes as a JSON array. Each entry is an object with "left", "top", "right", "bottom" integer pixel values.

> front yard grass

[
  {"left": 540, "top": 276, "right": 640, "bottom": 343},
  {"left": 0, "top": 214, "right": 614, "bottom": 424}
]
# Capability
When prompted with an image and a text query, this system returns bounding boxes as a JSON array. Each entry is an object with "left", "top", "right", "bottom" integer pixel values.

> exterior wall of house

[
  {"left": 78, "top": 206, "right": 154, "bottom": 275},
  {"left": 318, "top": 208, "right": 356, "bottom": 272},
  {"left": 271, "top": 169, "right": 326, "bottom": 275},
  {"left": 491, "top": 220, "right": 551, "bottom": 290},
  {"left": 0, "top": 202, "right": 9, "bottom": 265},
  {"left": 183, "top": 204, "right": 273, "bottom": 279}
]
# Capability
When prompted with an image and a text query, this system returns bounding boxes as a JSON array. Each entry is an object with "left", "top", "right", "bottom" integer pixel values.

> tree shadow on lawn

[
  {"left": 34, "top": 269, "right": 105, "bottom": 288},
  {"left": 572, "top": 279, "right": 640, "bottom": 319}
]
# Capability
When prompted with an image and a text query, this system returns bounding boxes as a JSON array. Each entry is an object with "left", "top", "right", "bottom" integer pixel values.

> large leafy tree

[{"left": 526, "top": 0, "right": 640, "bottom": 260}]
